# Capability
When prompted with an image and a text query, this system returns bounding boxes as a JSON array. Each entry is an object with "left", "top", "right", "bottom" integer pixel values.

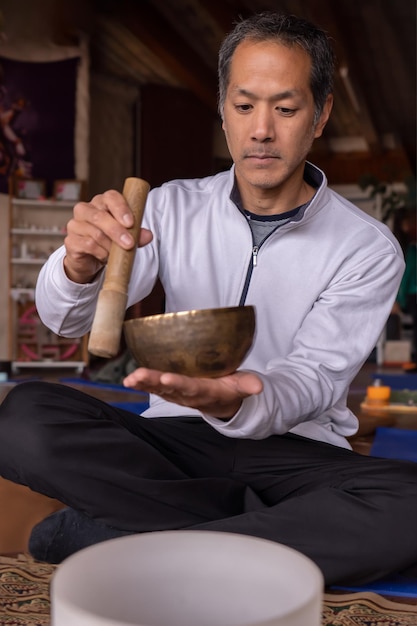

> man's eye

[
  {"left": 236, "top": 104, "right": 252, "bottom": 112},
  {"left": 278, "top": 107, "right": 296, "bottom": 115}
]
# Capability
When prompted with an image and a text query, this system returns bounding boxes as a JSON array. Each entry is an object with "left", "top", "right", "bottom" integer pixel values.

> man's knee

[
  {"left": 0, "top": 381, "right": 45, "bottom": 422},
  {"left": 0, "top": 382, "right": 57, "bottom": 480}
]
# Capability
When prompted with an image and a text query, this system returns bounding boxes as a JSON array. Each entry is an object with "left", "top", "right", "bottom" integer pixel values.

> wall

[
  {"left": 88, "top": 73, "right": 139, "bottom": 196},
  {"left": 140, "top": 84, "right": 215, "bottom": 188}
]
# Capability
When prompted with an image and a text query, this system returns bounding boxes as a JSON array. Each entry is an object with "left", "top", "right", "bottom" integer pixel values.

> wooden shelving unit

[{"left": 8, "top": 179, "right": 89, "bottom": 374}]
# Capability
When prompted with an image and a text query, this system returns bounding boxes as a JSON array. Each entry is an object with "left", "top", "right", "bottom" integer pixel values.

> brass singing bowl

[{"left": 123, "top": 305, "right": 256, "bottom": 378}]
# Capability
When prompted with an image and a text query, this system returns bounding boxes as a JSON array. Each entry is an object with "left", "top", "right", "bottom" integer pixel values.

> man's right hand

[{"left": 63, "top": 190, "right": 153, "bottom": 284}]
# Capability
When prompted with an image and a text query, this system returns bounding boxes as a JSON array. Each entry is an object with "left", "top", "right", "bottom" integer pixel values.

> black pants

[{"left": 1, "top": 381, "right": 417, "bottom": 586}]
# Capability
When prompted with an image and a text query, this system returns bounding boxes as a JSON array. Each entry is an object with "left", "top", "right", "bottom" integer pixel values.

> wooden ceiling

[{"left": 87, "top": 0, "right": 416, "bottom": 180}]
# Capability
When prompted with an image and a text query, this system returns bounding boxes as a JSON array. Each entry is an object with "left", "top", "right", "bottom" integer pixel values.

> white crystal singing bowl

[{"left": 51, "top": 530, "right": 324, "bottom": 626}]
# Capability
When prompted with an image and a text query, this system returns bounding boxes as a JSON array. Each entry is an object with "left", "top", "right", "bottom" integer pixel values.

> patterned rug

[
  {"left": 322, "top": 591, "right": 417, "bottom": 625},
  {"left": 1, "top": 554, "right": 417, "bottom": 625},
  {"left": 0, "top": 554, "right": 54, "bottom": 625}
]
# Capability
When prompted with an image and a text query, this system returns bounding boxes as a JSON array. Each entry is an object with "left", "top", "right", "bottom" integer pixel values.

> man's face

[{"left": 222, "top": 39, "right": 332, "bottom": 200}]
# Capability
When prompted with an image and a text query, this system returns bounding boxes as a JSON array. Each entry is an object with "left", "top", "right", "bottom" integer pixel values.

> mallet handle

[{"left": 88, "top": 177, "right": 150, "bottom": 358}]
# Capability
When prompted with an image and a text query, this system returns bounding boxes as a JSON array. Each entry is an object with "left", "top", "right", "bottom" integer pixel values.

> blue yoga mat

[
  {"left": 60, "top": 378, "right": 150, "bottom": 413},
  {"left": 60, "top": 377, "right": 148, "bottom": 396},
  {"left": 371, "top": 426, "right": 417, "bottom": 463},
  {"left": 372, "top": 372, "right": 417, "bottom": 390},
  {"left": 110, "top": 401, "right": 149, "bottom": 414},
  {"left": 333, "top": 574, "right": 417, "bottom": 598}
]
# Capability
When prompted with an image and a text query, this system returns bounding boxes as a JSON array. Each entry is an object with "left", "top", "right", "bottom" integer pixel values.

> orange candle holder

[{"left": 366, "top": 384, "right": 391, "bottom": 406}]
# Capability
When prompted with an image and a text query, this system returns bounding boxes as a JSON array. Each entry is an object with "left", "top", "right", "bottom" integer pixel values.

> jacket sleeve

[{"left": 35, "top": 246, "right": 105, "bottom": 337}]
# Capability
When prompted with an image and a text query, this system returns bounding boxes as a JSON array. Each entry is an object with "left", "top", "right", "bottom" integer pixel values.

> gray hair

[{"left": 218, "top": 12, "right": 335, "bottom": 125}]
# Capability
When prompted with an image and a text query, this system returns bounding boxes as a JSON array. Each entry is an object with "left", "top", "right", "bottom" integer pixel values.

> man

[{"left": 1, "top": 12, "right": 416, "bottom": 586}]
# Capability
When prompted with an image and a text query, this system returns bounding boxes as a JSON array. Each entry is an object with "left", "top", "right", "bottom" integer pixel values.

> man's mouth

[
  {"left": 244, "top": 155, "right": 280, "bottom": 167},
  {"left": 244, "top": 152, "right": 280, "bottom": 160}
]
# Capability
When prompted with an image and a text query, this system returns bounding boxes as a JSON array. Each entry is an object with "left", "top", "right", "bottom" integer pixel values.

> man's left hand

[{"left": 123, "top": 369, "right": 263, "bottom": 419}]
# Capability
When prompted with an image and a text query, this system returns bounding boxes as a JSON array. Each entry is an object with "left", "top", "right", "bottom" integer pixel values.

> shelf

[
  {"left": 8, "top": 181, "right": 89, "bottom": 371},
  {"left": 10, "top": 288, "right": 35, "bottom": 300},
  {"left": 11, "top": 228, "right": 66, "bottom": 236},
  {"left": 11, "top": 198, "right": 75, "bottom": 208},
  {"left": 11, "top": 258, "right": 46, "bottom": 265},
  {"left": 11, "top": 360, "right": 86, "bottom": 374}
]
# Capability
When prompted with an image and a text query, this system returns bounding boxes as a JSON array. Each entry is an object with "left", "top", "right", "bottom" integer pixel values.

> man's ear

[{"left": 314, "top": 94, "right": 333, "bottom": 139}]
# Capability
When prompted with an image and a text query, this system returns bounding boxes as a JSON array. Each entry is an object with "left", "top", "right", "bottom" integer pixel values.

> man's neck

[{"left": 234, "top": 162, "right": 318, "bottom": 216}]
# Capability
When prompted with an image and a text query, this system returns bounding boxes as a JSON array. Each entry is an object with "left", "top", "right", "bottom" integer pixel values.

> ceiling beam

[
  {"left": 110, "top": 0, "right": 218, "bottom": 113},
  {"left": 306, "top": 0, "right": 382, "bottom": 154},
  {"left": 94, "top": 17, "right": 184, "bottom": 86}
]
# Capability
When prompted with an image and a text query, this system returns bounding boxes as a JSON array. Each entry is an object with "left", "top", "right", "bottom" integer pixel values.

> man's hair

[{"left": 218, "top": 12, "right": 335, "bottom": 124}]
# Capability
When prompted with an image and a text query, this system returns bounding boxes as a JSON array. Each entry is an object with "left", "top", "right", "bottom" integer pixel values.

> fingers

[
  {"left": 157, "top": 371, "right": 263, "bottom": 399},
  {"left": 123, "top": 369, "right": 262, "bottom": 398},
  {"left": 70, "top": 190, "right": 153, "bottom": 251},
  {"left": 63, "top": 190, "right": 153, "bottom": 283},
  {"left": 138, "top": 228, "right": 153, "bottom": 248},
  {"left": 123, "top": 368, "right": 177, "bottom": 393},
  {"left": 232, "top": 371, "right": 264, "bottom": 396},
  {"left": 123, "top": 368, "right": 263, "bottom": 419},
  {"left": 73, "top": 191, "right": 136, "bottom": 251},
  {"left": 90, "top": 190, "right": 134, "bottom": 227},
  {"left": 65, "top": 215, "right": 111, "bottom": 264}
]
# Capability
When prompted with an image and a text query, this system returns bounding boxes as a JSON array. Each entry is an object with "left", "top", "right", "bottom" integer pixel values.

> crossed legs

[{"left": 1, "top": 380, "right": 417, "bottom": 587}]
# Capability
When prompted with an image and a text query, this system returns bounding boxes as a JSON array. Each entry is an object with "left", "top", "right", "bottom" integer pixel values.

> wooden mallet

[{"left": 88, "top": 177, "right": 150, "bottom": 359}]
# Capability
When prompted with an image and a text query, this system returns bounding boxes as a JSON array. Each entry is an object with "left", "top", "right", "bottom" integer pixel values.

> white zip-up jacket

[{"left": 36, "top": 162, "right": 404, "bottom": 448}]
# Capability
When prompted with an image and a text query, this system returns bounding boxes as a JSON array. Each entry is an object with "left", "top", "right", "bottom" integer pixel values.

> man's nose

[{"left": 250, "top": 108, "right": 275, "bottom": 142}]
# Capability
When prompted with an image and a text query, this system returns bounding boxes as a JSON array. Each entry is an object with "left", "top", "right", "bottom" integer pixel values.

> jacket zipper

[
  {"left": 252, "top": 245, "right": 259, "bottom": 267},
  {"left": 239, "top": 236, "right": 272, "bottom": 306},
  {"left": 239, "top": 222, "right": 286, "bottom": 306}
]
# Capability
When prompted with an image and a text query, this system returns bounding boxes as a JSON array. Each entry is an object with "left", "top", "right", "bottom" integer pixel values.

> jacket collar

[{"left": 228, "top": 160, "right": 327, "bottom": 220}]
